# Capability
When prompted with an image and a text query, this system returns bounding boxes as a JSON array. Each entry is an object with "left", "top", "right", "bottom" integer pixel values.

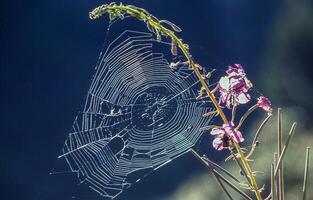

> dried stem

[
  {"left": 277, "top": 108, "right": 283, "bottom": 200},
  {"left": 246, "top": 114, "right": 272, "bottom": 159},
  {"left": 271, "top": 163, "right": 275, "bottom": 200},
  {"left": 302, "top": 147, "right": 310, "bottom": 200},
  {"left": 236, "top": 104, "right": 258, "bottom": 130},
  {"left": 274, "top": 122, "right": 297, "bottom": 177},
  {"left": 274, "top": 153, "right": 279, "bottom": 200}
]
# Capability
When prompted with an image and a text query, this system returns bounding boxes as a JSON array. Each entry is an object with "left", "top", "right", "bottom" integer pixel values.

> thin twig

[
  {"left": 236, "top": 104, "right": 258, "bottom": 130},
  {"left": 302, "top": 147, "right": 310, "bottom": 200},
  {"left": 246, "top": 114, "right": 272, "bottom": 159}
]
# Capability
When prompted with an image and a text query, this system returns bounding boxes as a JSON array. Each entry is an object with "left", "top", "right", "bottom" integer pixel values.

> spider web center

[{"left": 131, "top": 86, "right": 178, "bottom": 131}]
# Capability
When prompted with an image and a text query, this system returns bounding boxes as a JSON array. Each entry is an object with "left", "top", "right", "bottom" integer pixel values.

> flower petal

[
  {"left": 218, "top": 76, "right": 230, "bottom": 90},
  {"left": 212, "top": 137, "right": 224, "bottom": 151},
  {"left": 232, "top": 130, "right": 245, "bottom": 143},
  {"left": 257, "top": 96, "right": 272, "bottom": 112},
  {"left": 210, "top": 127, "right": 224, "bottom": 136},
  {"left": 236, "top": 92, "right": 251, "bottom": 104}
]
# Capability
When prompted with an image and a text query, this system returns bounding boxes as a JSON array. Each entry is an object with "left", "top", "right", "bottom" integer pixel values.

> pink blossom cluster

[
  {"left": 207, "top": 64, "right": 272, "bottom": 150},
  {"left": 211, "top": 122, "right": 244, "bottom": 151},
  {"left": 218, "top": 64, "right": 252, "bottom": 109}
]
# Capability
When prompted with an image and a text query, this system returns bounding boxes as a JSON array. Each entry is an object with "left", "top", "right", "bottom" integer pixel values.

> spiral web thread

[{"left": 58, "top": 30, "right": 213, "bottom": 199}]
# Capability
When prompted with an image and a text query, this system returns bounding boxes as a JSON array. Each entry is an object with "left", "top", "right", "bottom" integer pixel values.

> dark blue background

[{"left": 1, "top": 0, "right": 312, "bottom": 200}]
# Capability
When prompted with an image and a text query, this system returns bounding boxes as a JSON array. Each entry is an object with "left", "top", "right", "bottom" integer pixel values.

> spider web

[{"left": 57, "top": 19, "right": 214, "bottom": 199}]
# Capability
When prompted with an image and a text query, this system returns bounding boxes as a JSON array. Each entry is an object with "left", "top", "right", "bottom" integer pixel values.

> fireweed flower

[
  {"left": 210, "top": 122, "right": 244, "bottom": 151},
  {"left": 226, "top": 64, "right": 245, "bottom": 77},
  {"left": 218, "top": 73, "right": 252, "bottom": 108},
  {"left": 257, "top": 96, "right": 272, "bottom": 113}
]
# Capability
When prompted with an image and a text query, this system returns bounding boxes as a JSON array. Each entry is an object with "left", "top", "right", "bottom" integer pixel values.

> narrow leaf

[
  {"left": 202, "top": 156, "right": 241, "bottom": 183},
  {"left": 214, "top": 170, "right": 253, "bottom": 200},
  {"left": 212, "top": 170, "right": 234, "bottom": 200}
]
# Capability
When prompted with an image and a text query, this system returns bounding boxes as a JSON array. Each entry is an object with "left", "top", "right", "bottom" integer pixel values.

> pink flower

[
  {"left": 226, "top": 64, "right": 245, "bottom": 77},
  {"left": 212, "top": 135, "right": 230, "bottom": 151},
  {"left": 257, "top": 96, "right": 272, "bottom": 113},
  {"left": 218, "top": 75, "right": 251, "bottom": 109},
  {"left": 210, "top": 122, "right": 244, "bottom": 151},
  {"left": 217, "top": 64, "right": 252, "bottom": 109}
]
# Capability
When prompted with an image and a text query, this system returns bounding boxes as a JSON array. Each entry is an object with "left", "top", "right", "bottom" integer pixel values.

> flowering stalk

[{"left": 90, "top": 3, "right": 261, "bottom": 199}]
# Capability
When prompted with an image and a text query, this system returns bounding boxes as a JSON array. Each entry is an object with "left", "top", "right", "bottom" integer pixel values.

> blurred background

[{"left": 1, "top": 0, "right": 312, "bottom": 199}]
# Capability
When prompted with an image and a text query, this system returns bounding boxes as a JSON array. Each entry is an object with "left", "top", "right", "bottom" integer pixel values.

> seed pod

[
  {"left": 146, "top": 23, "right": 154, "bottom": 33},
  {"left": 169, "top": 61, "right": 181, "bottom": 70},
  {"left": 149, "top": 15, "right": 159, "bottom": 23},
  {"left": 196, "top": 86, "right": 205, "bottom": 100},
  {"left": 204, "top": 69, "right": 216, "bottom": 79},
  {"left": 109, "top": 12, "right": 117, "bottom": 21},
  {"left": 203, "top": 110, "right": 218, "bottom": 117},
  {"left": 194, "top": 63, "right": 203, "bottom": 70},
  {"left": 109, "top": 2, "right": 117, "bottom": 7},
  {"left": 171, "top": 40, "right": 178, "bottom": 56},
  {"left": 116, "top": 11, "right": 124, "bottom": 20},
  {"left": 159, "top": 20, "right": 182, "bottom": 32},
  {"left": 155, "top": 28, "right": 161, "bottom": 41}
]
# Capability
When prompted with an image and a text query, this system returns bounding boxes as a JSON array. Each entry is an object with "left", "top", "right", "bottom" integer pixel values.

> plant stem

[
  {"left": 274, "top": 122, "right": 297, "bottom": 177},
  {"left": 233, "top": 140, "right": 262, "bottom": 200},
  {"left": 277, "top": 108, "right": 283, "bottom": 200},
  {"left": 274, "top": 153, "right": 279, "bottom": 200},
  {"left": 271, "top": 163, "right": 275, "bottom": 200},
  {"left": 230, "top": 150, "right": 252, "bottom": 188},
  {"left": 246, "top": 114, "right": 272, "bottom": 159},
  {"left": 302, "top": 147, "right": 310, "bottom": 200},
  {"left": 236, "top": 104, "right": 258, "bottom": 130}
]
